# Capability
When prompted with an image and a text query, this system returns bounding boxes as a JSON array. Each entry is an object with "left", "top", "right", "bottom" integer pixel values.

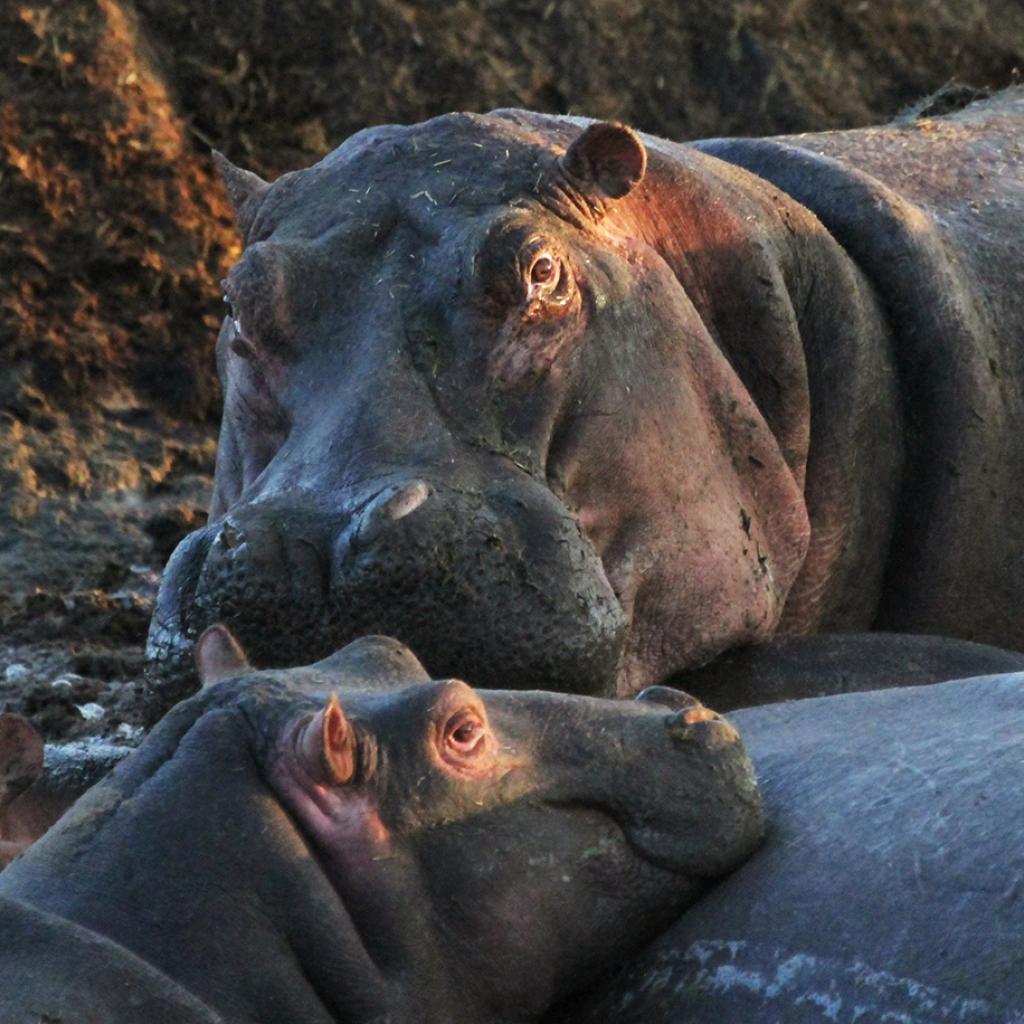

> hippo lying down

[
  {"left": 0, "top": 628, "right": 762, "bottom": 1023},
  {"left": 556, "top": 671, "right": 1024, "bottom": 1023},
  {"left": 149, "top": 88, "right": 1024, "bottom": 711}
]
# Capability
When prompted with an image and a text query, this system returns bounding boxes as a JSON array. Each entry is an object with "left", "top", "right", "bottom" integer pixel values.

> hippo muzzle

[{"left": 149, "top": 470, "right": 626, "bottom": 713}]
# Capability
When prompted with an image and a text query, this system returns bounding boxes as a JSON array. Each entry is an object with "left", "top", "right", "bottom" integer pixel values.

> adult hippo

[
  {"left": 0, "top": 628, "right": 762, "bottom": 1023},
  {"left": 149, "top": 89, "right": 1024, "bottom": 711},
  {"left": 554, "top": 672, "right": 1024, "bottom": 1023}
]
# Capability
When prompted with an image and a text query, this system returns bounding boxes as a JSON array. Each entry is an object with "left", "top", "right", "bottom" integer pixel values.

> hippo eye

[
  {"left": 443, "top": 709, "right": 488, "bottom": 760},
  {"left": 522, "top": 245, "right": 573, "bottom": 312},
  {"left": 222, "top": 294, "right": 257, "bottom": 359},
  {"left": 530, "top": 255, "right": 557, "bottom": 285}
]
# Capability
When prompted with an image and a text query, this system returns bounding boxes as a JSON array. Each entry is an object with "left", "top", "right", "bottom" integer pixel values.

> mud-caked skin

[
  {"left": 149, "top": 89, "right": 1024, "bottom": 710},
  {"left": 0, "top": 631, "right": 762, "bottom": 1024}
]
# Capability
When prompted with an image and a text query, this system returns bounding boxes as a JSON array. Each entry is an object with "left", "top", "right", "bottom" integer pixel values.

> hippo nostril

[
  {"left": 382, "top": 481, "right": 432, "bottom": 522},
  {"left": 342, "top": 481, "right": 435, "bottom": 556},
  {"left": 219, "top": 521, "right": 244, "bottom": 550},
  {"left": 665, "top": 704, "right": 719, "bottom": 742}
]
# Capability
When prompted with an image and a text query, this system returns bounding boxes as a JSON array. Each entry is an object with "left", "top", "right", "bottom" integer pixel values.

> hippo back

[{"left": 555, "top": 672, "right": 1024, "bottom": 1023}]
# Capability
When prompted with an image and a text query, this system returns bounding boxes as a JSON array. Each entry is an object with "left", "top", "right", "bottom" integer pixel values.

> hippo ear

[
  {"left": 195, "top": 624, "right": 252, "bottom": 687},
  {"left": 298, "top": 694, "right": 357, "bottom": 785},
  {"left": 560, "top": 122, "right": 647, "bottom": 201},
  {"left": 0, "top": 715, "right": 44, "bottom": 810},
  {"left": 212, "top": 150, "right": 270, "bottom": 237}
]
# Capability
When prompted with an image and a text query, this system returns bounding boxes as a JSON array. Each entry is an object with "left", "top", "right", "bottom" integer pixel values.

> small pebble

[
  {"left": 51, "top": 677, "right": 73, "bottom": 689},
  {"left": 4, "top": 663, "right": 33, "bottom": 686},
  {"left": 75, "top": 703, "right": 106, "bottom": 721},
  {"left": 50, "top": 673, "right": 85, "bottom": 690}
]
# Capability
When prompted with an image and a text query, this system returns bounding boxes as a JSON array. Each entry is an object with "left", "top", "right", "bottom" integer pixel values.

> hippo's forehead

[{"left": 248, "top": 112, "right": 581, "bottom": 244}]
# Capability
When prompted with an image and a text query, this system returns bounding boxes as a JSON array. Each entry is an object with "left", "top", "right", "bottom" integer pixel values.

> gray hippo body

[
  {"left": 0, "top": 631, "right": 762, "bottom": 1023},
  {"left": 148, "top": 89, "right": 1024, "bottom": 713},
  {"left": 672, "top": 632, "right": 1024, "bottom": 711},
  {"left": 556, "top": 673, "right": 1024, "bottom": 1023}
]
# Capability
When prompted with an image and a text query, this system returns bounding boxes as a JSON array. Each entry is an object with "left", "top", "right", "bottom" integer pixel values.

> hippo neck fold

[
  {"left": 695, "top": 107, "right": 1023, "bottom": 646},
  {"left": 607, "top": 134, "right": 904, "bottom": 634}
]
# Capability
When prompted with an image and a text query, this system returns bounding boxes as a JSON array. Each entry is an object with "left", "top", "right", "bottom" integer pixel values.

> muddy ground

[{"left": 2, "top": 0, "right": 1022, "bottom": 746}]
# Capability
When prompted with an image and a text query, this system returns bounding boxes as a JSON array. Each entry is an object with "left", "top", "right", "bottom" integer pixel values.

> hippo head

[
  {"left": 209, "top": 628, "right": 763, "bottom": 1020},
  {"left": 148, "top": 110, "right": 810, "bottom": 710}
]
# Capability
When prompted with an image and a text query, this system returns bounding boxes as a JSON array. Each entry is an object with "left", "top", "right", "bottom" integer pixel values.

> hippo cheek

[
  {"left": 269, "top": 770, "right": 422, "bottom": 960},
  {"left": 409, "top": 803, "right": 701, "bottom": 1010}
]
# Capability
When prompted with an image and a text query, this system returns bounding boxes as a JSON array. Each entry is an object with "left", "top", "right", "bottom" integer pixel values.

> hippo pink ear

[
  {"left": 560, "top": 122, "right": 647, "bottom": 200},
  {"left": 0, "top": 715, "right": 44, "bottom": 810},
  {"left": 195, "top": 624, "right": 252, "bottom": 687},
  {"left": 212, "top": 151, "right": 270, "bottom": 237},
  {"left": 297, "top": 694, "right": 357, "bottom": 786}
]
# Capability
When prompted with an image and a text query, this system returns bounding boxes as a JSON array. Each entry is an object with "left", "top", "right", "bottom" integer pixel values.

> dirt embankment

[{"left": 2, "top": 0, "right": 1021, "bottom": 742}]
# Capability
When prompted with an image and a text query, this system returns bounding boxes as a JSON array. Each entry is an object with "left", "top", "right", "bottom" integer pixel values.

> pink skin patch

[{"left": 269, "top": 739, "right": 393, "bottom": 885}]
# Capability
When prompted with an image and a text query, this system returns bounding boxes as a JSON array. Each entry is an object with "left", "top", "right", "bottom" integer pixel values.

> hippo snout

[
  {"left": 664, "top": 703, "right": 742, "bottom": 749},
  {"left": 592, "top": 693, "right": 763, "bottom": 878},
  {"left": 147, "top": 476, "right": 627, "bottom": 715}
]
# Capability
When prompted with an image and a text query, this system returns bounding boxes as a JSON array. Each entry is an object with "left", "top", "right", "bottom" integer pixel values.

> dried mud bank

[{"left": 2, "top": 0, "right": 1022, "bottom": 744}]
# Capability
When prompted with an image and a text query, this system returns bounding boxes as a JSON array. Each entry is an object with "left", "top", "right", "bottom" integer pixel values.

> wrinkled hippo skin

[
  {"left": 671, "top": 632, "right": 1024, "bottom": 711},
  {"left": 0, "top": 632, "right": 762, "bottom": 1024},
  {"left": 552, "top": 673, "right": 1024, "bottom": 1023},
  {"left": 149, "top": 88, "right": 1024, "bottom": 711}
]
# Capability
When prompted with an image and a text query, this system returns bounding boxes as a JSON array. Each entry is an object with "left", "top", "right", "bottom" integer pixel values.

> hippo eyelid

[
  {"left": 444, "top": 708, "right": 487, "bottom": 754},
  {"left": 429, "top": 691, "right": 496, "bottom": 775}
]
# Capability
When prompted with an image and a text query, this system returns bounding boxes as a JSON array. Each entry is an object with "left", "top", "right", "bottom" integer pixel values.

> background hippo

[
  {"left": 148, "top": 89, "right": 1024, "bottom": 712},
  {"left": 0, "top": 628, "right": 762, "bottom": 1023},
  {"left": 553, "top": 672, "right": 1024, "bottom": 1023}
]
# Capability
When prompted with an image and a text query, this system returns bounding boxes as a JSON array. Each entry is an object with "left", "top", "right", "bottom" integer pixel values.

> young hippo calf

[{"left": 0, "top": 629, "right": 762, "bottom": 1024}]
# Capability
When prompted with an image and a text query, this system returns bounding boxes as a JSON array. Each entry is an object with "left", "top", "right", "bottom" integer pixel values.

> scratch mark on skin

[{"left": 602, "top": 940, "right": 1018, "bottom": 1023}]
